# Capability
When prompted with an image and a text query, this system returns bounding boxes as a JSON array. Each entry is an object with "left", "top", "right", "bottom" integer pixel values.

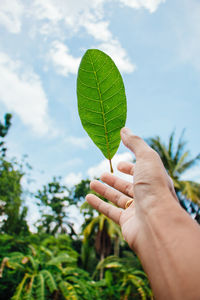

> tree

[
  {"left": 74, "top": 179, "right": 123, "bottom": 276},
  {"left": 0, "top": 113, "right": 12, "bottom": 156},
  {"left": 0, "top": 113, "right": 29, "bottom": 235},
  {"left": 35, "top": 177, "right": 76, "bottom": 236},
  {"left": 0, "top": 156, "right": 29, "bottom": 235},
  {"left": 95, "top": 253, "right": 153, "bottom": 300},
  {"left": 147, "top": 131, "right": 200, "bottom": 212},
  {"left": 83, "top": 210, "right": 123, "bottom": 279},
  {"left": 1, "top": 243, "right": 100, "bottom": 300}
]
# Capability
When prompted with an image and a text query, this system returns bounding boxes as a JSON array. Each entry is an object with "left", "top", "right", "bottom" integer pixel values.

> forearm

[{"left": 134, "top": 196, "right": 200, "bottom": 300}]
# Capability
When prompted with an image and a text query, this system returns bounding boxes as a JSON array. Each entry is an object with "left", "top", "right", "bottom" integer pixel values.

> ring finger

[{"left": 90, "top": 180, "right": 132, "bottom": 209}]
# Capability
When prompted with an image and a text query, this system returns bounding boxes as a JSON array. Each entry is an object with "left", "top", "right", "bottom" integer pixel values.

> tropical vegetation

[{"left": 1, "top": 113, "right": 200, "bottom": 299}]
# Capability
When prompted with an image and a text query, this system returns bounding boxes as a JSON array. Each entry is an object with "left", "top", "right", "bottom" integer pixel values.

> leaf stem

[{"left": 109, "top": 159, "right": 113, "bottom": 173}]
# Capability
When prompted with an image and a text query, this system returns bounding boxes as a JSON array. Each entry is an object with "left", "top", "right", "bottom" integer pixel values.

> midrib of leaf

[{"left": 88, "top": 52, "right": 113, "bottom": 173}]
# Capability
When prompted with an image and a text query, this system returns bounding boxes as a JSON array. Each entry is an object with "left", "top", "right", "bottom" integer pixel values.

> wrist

[{"left": 132, "top": 195, "right": 200, "bottom": 300}]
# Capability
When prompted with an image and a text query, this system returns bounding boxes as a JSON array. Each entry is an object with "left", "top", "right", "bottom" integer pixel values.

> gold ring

[{"left": 125, "top": 198, "right": 134, "bottom": 209}]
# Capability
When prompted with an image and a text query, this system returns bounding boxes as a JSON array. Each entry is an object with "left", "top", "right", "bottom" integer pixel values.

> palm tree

[
  {"left": 81, "top": 199, "right": 123, "bottom": 278},
  {"left": 0, "top": 247, "right": 60, "bottom": 299},
  {"left": 95, "top": 253, "right": 153, "bottom": 300},
  {"left": 0, "top": 244, "right": 98, "bottom": 299},
  {"left": 83, "top": 211, "right": 123, "bottom": 279},
  {"left": 147, "top": 131, "right": 200, "bottom": 205}
]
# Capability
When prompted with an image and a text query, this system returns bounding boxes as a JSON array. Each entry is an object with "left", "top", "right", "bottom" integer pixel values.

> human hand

[{"left": 86, "top": 128, "right": 178, "bottom": 251}]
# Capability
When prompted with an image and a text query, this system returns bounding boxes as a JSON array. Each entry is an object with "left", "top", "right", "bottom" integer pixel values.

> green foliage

[
  {"left": 77, "top": 49, "right": 127, "bottom": 172},
  {"left": 0, "top": 113, "right": 12, "bottom": 156},
  {"left": 6, "top": 112, "right": 200, "bottom": 300},
  {"left": 95, "top": 254, "right": 153, "bottom": 299},
  {"left": 147, "top": 131, "right": 200, "bottom": 205},
  {"left": 35, "top": 177, "right": 76, "bottom": 236},
  {"left": 74, "top": 179, "right": 91, "bottom": 203},
  {"left": 0, "top": 158, "right": 29, "bottom": 235}
]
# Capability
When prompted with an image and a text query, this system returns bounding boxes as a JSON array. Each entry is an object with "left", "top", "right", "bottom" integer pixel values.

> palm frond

[
  {"left": 180, "top": 181, "right": 200, "bottom": 204},
  {"left": 65, "top": 276, "right": 91, "bottom": 298},
  {"left": 99, "top": 214, "right": 106, "bottom": 231},
  {"left": 22, "top": 255, "right": 37, "bottom": 271},
  {"left": 148, "top": 137, "right": 173, "bottom": 171},
  {"left": 176, "top": 154, "right": 200, "bottom": 174},
  {"left": 137, "top": 286, "right": 147, "bottom": 300},
  {"left": 83, "top": 217, "right": 99, "bottom": 241},
  {"left": 107, "top": 217, "right": 122, "bottom": 238},
  {"left": 0, "top": 257, "right": 9, "bottom": 277},
  {"left": 168, "top": 131, "right": 175, "bottom": 157},
  {"left": 47, "top": 253, "right": 76, "bottom": 267},
  {"left": 41, "top": 270, "right": 57, "bottom": 293},
  {"left": 35, "top": 273, "right": 45, "bottom": 300},
  {"left": 39, "top": 246, "right": 53, "bottom": 258},
  {"left": 11, "top": 273, "right": 29, "bottom": 300},
  {"left": 24, "top": 275, "right": 35, "bottom": 300},
  {"left": 59, "top": 281, "right": 78, "bottom": 300},
  {"left": 173, "top": 151, "right": 189, "bottom": 174},
  {"left": 95, "top": 255, "right": 121, "bottom": 271},
  {"left": 174, "top": 129, "right": 187, "bottom": 164}
]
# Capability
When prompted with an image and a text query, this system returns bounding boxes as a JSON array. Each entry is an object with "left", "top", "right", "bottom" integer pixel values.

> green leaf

[
  {"left": 11, "top": 273, "right": 29, "bottom": 300},
  {"left": 35, "top": 274, "right": 45, "bottom": 300},
  {"left": 41, "top": 270, "right": 57, "bottom": 293},
  {"left": 24, "top": 275, "right": 35, "bottom": 300},
  {"left": 77, "top": 49, "right": 127, "bottom": 172}
]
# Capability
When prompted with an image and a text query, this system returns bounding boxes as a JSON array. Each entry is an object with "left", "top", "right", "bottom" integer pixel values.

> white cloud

[
  {"left": 181, "top": 166, "right": 200, "bottom": 183},
  {"left": 64, "top": 172, "right": 83, "bottom": 187},
  {"left": 98, "top": 39, "right": 136, "bottom": 73},
  {"left": 33, "top": 0, "right": 135, "bottom": 75},
  {"left": 49, "top": 41, "right": 81, "bottom": 76},
  {"left": 65, "top": 136, "right": 90, "bottom": 149},
  {"left": 119, "top": 0, "right": 165, "bottom": 13},
  {"left": 87, "top": 152, "right": 133, "bottom": 181},
  {"left": 0, "top": 0, "right": 24, "bottom": 33},
  {"left": 83, "top": 20, "right": 112, "bottom": 42},
  {"left": 32, "top": 0, "right": 62, "bottom": 23},
  {"left": 0, "top": 52, "right": 50, "bottom": 135}
]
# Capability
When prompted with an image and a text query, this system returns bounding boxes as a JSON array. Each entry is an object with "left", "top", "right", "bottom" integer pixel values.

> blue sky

[{"left": 0, "top": 0, "right": 200, "bottom": 227}]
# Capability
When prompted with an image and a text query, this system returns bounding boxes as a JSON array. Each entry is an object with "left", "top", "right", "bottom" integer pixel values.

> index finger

[{"left": 86, "top": 194, "right": 123, "bottom": 225}]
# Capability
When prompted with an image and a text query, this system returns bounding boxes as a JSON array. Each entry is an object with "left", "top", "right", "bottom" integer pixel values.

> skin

[{"left": 86, "top": 127, "right": 200, "bottom": 300}]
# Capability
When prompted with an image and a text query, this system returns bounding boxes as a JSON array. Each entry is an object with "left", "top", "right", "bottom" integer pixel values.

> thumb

[{"left": 120, "top": 127, "right": 150, "bottom": 158}]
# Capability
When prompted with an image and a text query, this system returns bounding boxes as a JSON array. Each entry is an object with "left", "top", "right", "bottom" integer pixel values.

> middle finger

[
  {"left": 100, "top": 172, "right": 134, "bottom": 198},
  {"left": 90, "top": 180, "right": 132, "bottom": 209}
]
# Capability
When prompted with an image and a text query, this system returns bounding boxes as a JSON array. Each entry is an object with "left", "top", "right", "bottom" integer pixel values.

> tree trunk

[
  {"left": 100, "top": 252, "right": 105, "bottom": 280},
  {"left": 114, "top": 236, "right": 120, "bottom": 256}
]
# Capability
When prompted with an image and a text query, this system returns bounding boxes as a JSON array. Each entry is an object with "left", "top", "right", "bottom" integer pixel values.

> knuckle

[{"left": 124, "top": 183, "right": 132, "bottom": 196}]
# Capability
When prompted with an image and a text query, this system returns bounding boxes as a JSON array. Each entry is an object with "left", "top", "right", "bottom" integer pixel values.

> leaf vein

[
  {"left": 88, "top": 51, "right": 111, "bottom": 160},
  {"left": 102, "top": 87, "right": 124, "bottom": 102},
  {"left": 91, "top": 52, "right": 102, "bottom": 66},
  {"left": 108, "top": 137, "right": 120, "bottom": 145},
  {"left": 82, "top": 119, "right": 104, "bottom": 127},
  {"left": 78, "top": 78, "right": 97, "bottom": 89},
  {"left": 106, "top": 113, "right": 124, "bottom": 124},
  {"left": 77, "top": 91, "right": 100, "bottom": 102},
  {"left": 104, "top": 103, "right": 123, "bottom": 115},
  {"left": 79, "top": 67, "right": 94, "bottom": 73},
  {"left": 101, "top": 76, "right": 121, "bottom": 96},
  {"left": 99, "top": 65, "right": 115, "bottom": 85},
  {"left": 92, "top": 133, "right": 106, "bottom": 138},
  {"left": 107, "top": 126, "right": 123, "bottom": 134},
  {"left": 96, "top": 57, "right": 109, "bottom": 73},
  {"left": 79, "top": 107, "right": 103, "bottom": 114}
]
